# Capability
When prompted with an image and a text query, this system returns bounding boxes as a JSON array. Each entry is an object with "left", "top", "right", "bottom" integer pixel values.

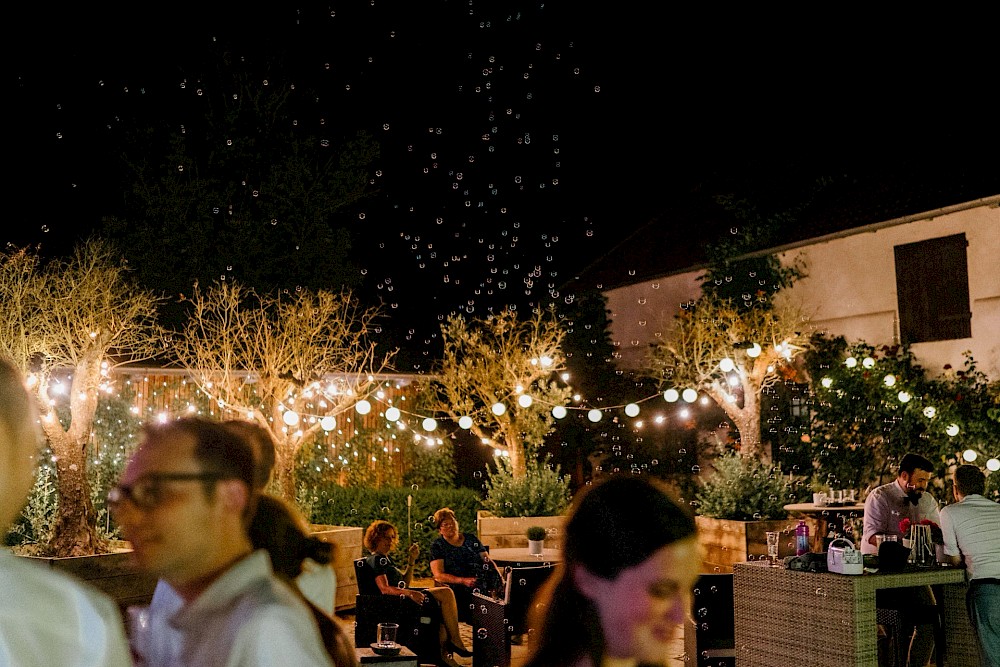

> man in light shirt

[
  {"left": 0, "top": 358, "right": 131, "bottom": 667},
  {"left": 938, "top": 464, "right": 999, "bottom": 667},
  {"left": 111, "top": 417, "right": 333, "bottom": 666}
]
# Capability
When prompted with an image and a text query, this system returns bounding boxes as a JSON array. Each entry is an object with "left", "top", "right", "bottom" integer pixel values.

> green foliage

[
  {"left": 694, "top": 448, "right": 806, "bottom": 520},
  {"left": 403, "top": 439, "right": 456, "bottom": 489},
  {"left": 525, "top": 526, "right": 546, "bottom": 541},
  {"left": 5, "top": 463, "right": 57, "bottom": 548},
  {"left": 303, "top": 484, "right": 482, "bottom": 578},
  {"left": 804, "top": 334, "right": 1000, "bottom": 494},
  {"left": 481, "top": 456, "right": 571, "bottom": 518}
]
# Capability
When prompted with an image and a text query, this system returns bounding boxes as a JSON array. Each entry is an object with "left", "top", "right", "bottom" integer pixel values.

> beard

[{"left": 905, "top": 487, "right": 923, "bottom": 503}]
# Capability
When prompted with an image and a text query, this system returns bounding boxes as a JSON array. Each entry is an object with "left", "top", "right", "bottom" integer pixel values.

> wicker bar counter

[{"left": 733, "top": 561, "right": 980, "bottom": 666}]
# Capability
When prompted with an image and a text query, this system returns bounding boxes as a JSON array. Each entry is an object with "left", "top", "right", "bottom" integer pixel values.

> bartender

[{"left": 862, "top": 452, "right": 941, "bottom": 667}]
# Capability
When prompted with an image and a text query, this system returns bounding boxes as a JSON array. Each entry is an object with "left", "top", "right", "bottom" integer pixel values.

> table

[
  {"left": 487, "top": 547, "right": 562, "bottom": 567},
  {"left": 784, "top": 502, "right": 865, "bottom": 543},
  {"left": 355, "top": 645, "right": 418, "bottom": 667},
  {"left": 733, "top": 561, "right": 980, "bottom": 666}
]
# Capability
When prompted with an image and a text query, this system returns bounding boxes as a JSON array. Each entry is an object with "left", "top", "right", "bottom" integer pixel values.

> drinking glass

[
  {"left": 377, "top": 622, "right": 399, "bottom": 647},
  {"left": 766, "top": 531, "right": 780, "bottom": 566}
]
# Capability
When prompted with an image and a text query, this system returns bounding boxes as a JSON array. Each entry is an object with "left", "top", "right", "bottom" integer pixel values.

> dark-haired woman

[{"left": 522, "top": 476, "right": 702, "bottom": 667}]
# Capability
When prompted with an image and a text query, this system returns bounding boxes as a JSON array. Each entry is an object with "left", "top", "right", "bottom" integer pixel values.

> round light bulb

[
  {"left": 845, "top": 357, "right": 858, "bottom": 368},
  {"left": 719, "top": 357, "right": 735, "bottom": 372},
  {"left": 385, "top": 407, "right": 401, "bottom": 422},
  {"left": 962, "top": 449, "right": 977, "bottom": 462},
  {"left": 491, "top": 402, "right": 506, "bottom": 416},
  {"left": 821, "top": 377, "right": 833, "bottom": 388},
  {"left": 897, "top": 391, "right": 911, "bottom": 403},
  {"left": 624, "top": 403, "right": 640, "bottom": 417},
  {"left": 320, "top": 416, "right": 336, "bottom": 431},
  {"left": 663, "top": 388, "right": 679, "bottom": 403},
  {"left": 883, "top": 374, "right": 896, "bottom": 387},
  {"left": 746, "top": 343, "right": 762, "bottom": 358},
  {"left": 551, "top": 405, "right": 567, "bottom": 419},
  {"left": 422, "top": 417, "right": 438, "bottom": 432},
  {"left": 923, "top": 406, "right": 936, "bottom": 419},
  {"left": 946, "top": 423, "right": 960, "bottom": 437},
  {"left": 458, "top": 415, "right": 473, "bottom": 429},
  {"left": 986, "top": 458, "right": 1000, "bottom": 472},
  {"left": 517, "top": 394, "right": 533, "bottom": 408},
  {"left": 682, "top": 388, "right": 698, "bottom": 403},
  {"left": 862, "top": 357, "right": 875, "bottom": 369},
  {"left": 355, "top": 400, "right": 372, "bottom": 415},
  {"left": 587, "top": 409, "right": 602, "bottom": 423},
  {"left": 282, "top": 410, "right": 300, "bottom": 426}
]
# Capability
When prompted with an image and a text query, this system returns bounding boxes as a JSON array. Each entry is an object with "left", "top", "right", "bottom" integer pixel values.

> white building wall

[{"left": 605, "top": 197, "right": 1000, "bottom": 379}]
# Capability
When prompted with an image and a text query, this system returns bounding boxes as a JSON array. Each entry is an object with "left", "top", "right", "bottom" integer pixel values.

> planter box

[
  {"left": 695, "top": 515, "right": 824, "bottom": 573},
  {"left": 476, "top": 511, "right": 566, "bottom": 550},
  {"left": 21, "top": 549, "right": 157, "bottom": 615},
  {"left": 309, "top": 524, "right": 363, "bottom": 611}
]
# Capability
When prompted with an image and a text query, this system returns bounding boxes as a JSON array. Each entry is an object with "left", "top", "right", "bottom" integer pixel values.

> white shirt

[
  {"left": 939, "top": 494, "right": 1000, "bottom": 581},
  {"left": 297, "top": 557, "right": 337, "bottom": 616},
  {"left": 139, "top": 550, "right": 333, "bottom": 667},
  {"left": 861, "top": 479, "right": 940, "bottom": 555},
  {"left": 0, "top": 549, "right": 131, "bottom": 667}
]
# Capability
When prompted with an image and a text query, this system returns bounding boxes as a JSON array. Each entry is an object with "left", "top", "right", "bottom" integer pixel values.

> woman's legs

[{"left": 425, "top": 586, "right": 471, "bottom": 652}]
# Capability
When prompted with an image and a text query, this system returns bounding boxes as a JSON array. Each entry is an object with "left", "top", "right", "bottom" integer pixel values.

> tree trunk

[
  {"left": 506, "top": 433, "right": 527, "bottom": 479},
  {"left": 47, "top": 431, "right": 105, "bottom": 556},
  {"left": 275, "top": 448, "right": 296, "bottom": 504}
]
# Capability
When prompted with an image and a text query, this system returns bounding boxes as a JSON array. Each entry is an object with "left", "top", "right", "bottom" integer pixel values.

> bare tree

[
  {"left": 646, "top": 294, "right": 812, "bottom": 459},
  {"left": 0, "top": 239, "right": 163, "bottom": 555},
  {"left": 426, "top": 307, "right": 572, "bottom": 479},
  {"left": 172, "top": 281, "right": 394, "bottom": 501}
]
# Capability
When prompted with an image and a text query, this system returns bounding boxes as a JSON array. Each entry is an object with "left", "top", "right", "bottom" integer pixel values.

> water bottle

[{"left": 795, "top": 520, "right": 810, "bottom": 556}]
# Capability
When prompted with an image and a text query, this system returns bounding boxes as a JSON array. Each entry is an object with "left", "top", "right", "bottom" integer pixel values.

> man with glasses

[
  {"left": 111, "top": 417, "right": 333, "bottom": 666},
  {"left": 938, "top": 464, "right": 999, "bottom": 666}
]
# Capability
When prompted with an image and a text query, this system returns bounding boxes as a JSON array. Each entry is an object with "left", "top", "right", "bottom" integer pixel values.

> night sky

[{"left": 9, "top": 3, "right": 996, "bottom": 369}]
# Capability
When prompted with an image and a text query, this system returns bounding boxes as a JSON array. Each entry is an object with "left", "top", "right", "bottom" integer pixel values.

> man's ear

[
  {"left": 217, "top": 479, "right": 250, "bottom": 515},
  {"left": 573, "top": 564, "right": 607, "bottom": 601}
]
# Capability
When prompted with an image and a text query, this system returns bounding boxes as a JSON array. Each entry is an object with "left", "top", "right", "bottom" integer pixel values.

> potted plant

[
  {"left": 526, "top": 526, "right": 546, "bottom": 555},
  {"left": 477, "top": 456, "right": 571, "bottom": 550},
  {"left": 694, "top": 448, "right": 815, "bottom": 571}
]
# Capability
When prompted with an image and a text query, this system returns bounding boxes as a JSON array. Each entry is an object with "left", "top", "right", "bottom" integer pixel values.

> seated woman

[
  {"left": 429, "top": 508, "right": 504, "bottom": 619},
  {"left": 363, "top": 520, "right": 472, "bottom": 666}
]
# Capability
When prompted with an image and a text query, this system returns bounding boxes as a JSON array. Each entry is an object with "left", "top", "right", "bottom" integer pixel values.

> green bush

[
  {"left": 695, "top": 449, "right": 806, "bottom": 520},
  {"left": 526, "top": 526, "right": 546, "bottom": 541},
  {"left": 481, "top": 455, "right": 571, "bottom": 518},
  {"left": 303, "top": 484, "right": 482, "bottom": 578}
]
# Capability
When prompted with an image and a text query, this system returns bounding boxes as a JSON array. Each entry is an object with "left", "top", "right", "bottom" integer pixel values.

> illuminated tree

[
  {"left": 0, "top": 239, "right": 163, "bottom": 555},
  {"left": 646, "top": 293, "right": 812, "bottom": 460},
  {"left": 425, "top": 307, "right": 572, "bottom": 479},
  {"left": 171, "top": 280, "right": 394, "bottom": 501}
]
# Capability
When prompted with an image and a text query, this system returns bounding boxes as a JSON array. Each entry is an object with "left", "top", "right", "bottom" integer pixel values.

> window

[{"left": 894, "top": 233, "right": 971, "bottom": 344}]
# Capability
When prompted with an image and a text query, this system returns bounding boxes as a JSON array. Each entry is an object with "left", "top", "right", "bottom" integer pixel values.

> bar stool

[{"left": 876, "top": 604, "right": 943, "bottom": 667}]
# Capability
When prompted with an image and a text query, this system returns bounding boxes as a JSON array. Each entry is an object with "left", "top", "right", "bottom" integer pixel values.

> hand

[
  {"left": 407, "top": 543, "right": 420, "bottom": 563},
  {"left": 464, "top": 577, "right": 477, "bottom": 587},
  {"left": 410, "top": 590, "right": 426, "bottom": 604}
]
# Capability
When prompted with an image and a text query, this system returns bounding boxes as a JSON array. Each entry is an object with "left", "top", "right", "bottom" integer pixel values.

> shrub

[
  {"left": 695, "top": 448, "right": 806, "bottom": 520},
  {"left": 526, "top": 526, "right": 546, "bottom": 541},
  {"left": 481, "top": 455, "right": 571, "bottom": 518}
]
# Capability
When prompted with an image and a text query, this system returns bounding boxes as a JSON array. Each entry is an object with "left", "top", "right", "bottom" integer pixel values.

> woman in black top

[
  {"left": 363, "top": 520, "right": 472, "bottom": 664},
  {"left": 429, "top": 508, "right": 504, "bottom": 614}
]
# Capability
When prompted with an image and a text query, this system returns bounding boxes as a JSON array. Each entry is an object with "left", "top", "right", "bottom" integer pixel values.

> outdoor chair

[
  {"left": 352, "top": 558, "right": 445, "bottom": 666},
  {"left": 503, "top": 564, "right": 557, "bottom": 637}
]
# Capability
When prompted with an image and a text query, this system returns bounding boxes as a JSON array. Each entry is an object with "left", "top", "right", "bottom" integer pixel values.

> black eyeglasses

[{"left": 107, "top": 472, "right": 229, "bottom": 511}]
